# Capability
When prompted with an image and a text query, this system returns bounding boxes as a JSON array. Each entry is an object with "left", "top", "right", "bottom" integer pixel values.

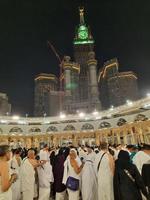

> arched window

[
  {"left": 134, "top": 114, "right": 148, "bottom": 122},
  {"left": 117, "top": 118, "right": 127, "bottom": 126},
  {"left": 64, "top": 125, "right": 76, "bottom": 131},
  {"left": 29, "top": 127, "right": 41, "bottom": 133},
  {"left": 46, "top": 126, "right": 58, "bottom": 132},
  {"left": 9, "top": 127, "right": 23, "bottom": 133},
  {"left": 99, "top": 121, "right": 111, "bottom": 129},
  {"left": 81, "top": 123, "right": 94, "bottom": 130}
]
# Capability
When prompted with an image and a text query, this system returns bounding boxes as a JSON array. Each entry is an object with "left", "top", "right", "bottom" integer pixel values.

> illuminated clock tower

[{"left": 73, "top": 8, "right": 101, "bottom": 111}]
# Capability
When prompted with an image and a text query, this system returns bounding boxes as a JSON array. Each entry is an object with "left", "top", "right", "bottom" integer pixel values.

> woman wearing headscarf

[
  {"left": 114, "top": 150, "right": 150, "bottom": 200},
  {"left": 63, "top": 148, "right": 84, "bottom": 200},
  {"left": 0, "top": 145, "right": 17, "bottom": 200},
  {"left": 53, "top": 147, "right": 69, "bottom": 200}
]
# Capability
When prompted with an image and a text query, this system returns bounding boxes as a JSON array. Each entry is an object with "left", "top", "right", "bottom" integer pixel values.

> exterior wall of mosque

[{"left": 0, "top": 108, "right": 150, "bottom": 148}]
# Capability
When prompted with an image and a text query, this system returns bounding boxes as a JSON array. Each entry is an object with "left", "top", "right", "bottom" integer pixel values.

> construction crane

[{"left": 47, "top": 41, "right": 64, "bottom": 111}]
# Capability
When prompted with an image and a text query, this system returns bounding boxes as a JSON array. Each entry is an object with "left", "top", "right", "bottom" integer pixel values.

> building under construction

[{"left": 34, "top": 8, "right": 138, "bottom": 117}]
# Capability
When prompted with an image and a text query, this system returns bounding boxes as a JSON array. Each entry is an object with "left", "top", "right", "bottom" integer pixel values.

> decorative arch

[
  {"left": 9, "top": 127, "right": 23, "bottom": 133},
  {"left": 29, "top": 127, "right": 41, "bottom": 133},
  {"left": 64, "top": 125, "right": 76, "bottom": 131},
  {"left": 81, "top": 123, "right": 94, "bottom": 131},
  {"left": 117, "top": 118, "right": 127, "bottom": 126},
  {"left": 134, "top": 114, "right": 148, "bottom": 122},
  {"left": 99, "top": 121, "right": 111, "bottom": 129},
  {"left": 46, "top": 126, "right": 58, "bottom": 132}
]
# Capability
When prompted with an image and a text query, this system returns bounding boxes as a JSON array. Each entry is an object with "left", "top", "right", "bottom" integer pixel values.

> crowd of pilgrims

[{"left": 0, "top": 142, "right": 150, "bottom": 200}]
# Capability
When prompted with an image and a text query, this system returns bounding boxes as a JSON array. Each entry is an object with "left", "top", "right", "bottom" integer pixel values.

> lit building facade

[
  {"left": 98, "top": 58, "right": 139, "bottom": 109},
  {"left": 0, "top": 97, "right": 150, "bottom": 148},
  {"left": 34, "top": 8, "right": 139, "bottom": 116},
  {"left": 34, "top": 73, "right": 59, "bottom": 116},
  {"left": 63, "top": 8, "right": 101, "bottom": 113}
]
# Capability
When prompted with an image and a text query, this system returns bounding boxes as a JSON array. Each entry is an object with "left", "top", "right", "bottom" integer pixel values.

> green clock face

[{"left": 78, "top": 30, "right": 88, "bottom": 40}]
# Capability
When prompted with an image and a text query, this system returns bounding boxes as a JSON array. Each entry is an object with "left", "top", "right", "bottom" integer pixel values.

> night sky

[{"left": 0, "top": 0, "right": 150, "bottom": 116}]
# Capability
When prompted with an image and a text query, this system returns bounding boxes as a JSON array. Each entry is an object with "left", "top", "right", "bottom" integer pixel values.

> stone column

[
  {"left": 137, "top": 127, "right": 144, "bottom": 144},
  {"left": 123, "top": 131, "right": 127, "bottom": 145},
  {"left": 117, "top": 133, "right": 121, "bottom": 144},
  {"left": 63, "top": 56, "right": 72, "bottom": 97},
  {"left": 87, "top": 51, "right": 101, "bottom": 110},
  {"left": 95, "top": 132, "right": 100, "bottom": 146}
]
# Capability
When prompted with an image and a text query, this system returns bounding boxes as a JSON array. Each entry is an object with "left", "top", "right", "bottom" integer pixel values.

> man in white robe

[
  {"left": 38, "top": 145, "right": 54, "bottom": 200},
  {"left": 11, "top": 149, "right": 22, "bottom": 200},
  {"left": 133, "top": 144, "right": 150, "bottom": 174},
  {"left": 81, "top": 146, "right": 97, "bottom": 200},
  {"left": 39, "top": 144, "right": 50, "bottom": 162},
  {"left": 37, "top": 161, "right": 54, "bottom": 200},
  {"left": 20, "top": 149, "right": 39, "bottom": 200},
  {"left": 94, "top": 142, "right": 114, "bottom": 200}
]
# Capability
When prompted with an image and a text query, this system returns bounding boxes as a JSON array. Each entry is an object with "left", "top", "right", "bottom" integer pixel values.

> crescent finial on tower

[{"left": 79, "top": 7, "right": 85, "bottom": 25}]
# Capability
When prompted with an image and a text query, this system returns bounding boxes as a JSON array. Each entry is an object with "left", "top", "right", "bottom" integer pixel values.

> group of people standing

[{"left": 0, "top": 142, "right": 150, "bottom": 200}]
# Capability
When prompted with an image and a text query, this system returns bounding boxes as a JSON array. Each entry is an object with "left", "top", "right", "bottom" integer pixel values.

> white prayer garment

[
  {"left": 11, "top": 156, "right": 21, "bottom": 200},
  {"left": 81, "top": 152, "right": 97, "bottom": 200},
  {"left": 38, "top": 187, "right": 50, "bottom": 200},
  {"left": 55, "top": 190, "right": 67, "bottom": 200},
  {"left": 133, "top": 151, "right": 150, "bottom": 174},
  {"left": 63, "top": 149, "right": 82, "bottom": 200},
  {"left": 20, "top": 158, "right": 35, "bottom": 200},
  {"left": 39, "top": 149, "right": 49, "bottom": 161},
  {"left": 94, "top": 151, "right": 114, "bottom": 200},
  {"left": 0, "top": 176, "right": 12, "bottom": 200}
]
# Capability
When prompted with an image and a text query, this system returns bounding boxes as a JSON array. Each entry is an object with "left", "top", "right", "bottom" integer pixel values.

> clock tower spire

[
  {"left": 74, "top": 8, "right": 94, "bottom": 45},
  {"left": 79, "top": 7, "right": 85, "bottom": 25}
]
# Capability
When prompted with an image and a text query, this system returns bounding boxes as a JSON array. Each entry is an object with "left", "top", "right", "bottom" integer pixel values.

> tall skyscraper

[
  {"left": 34, "top": 73, "right": 58, "bottom": 116},
  {"left": 73, "top": 8, "right": 94, "bottom": 102},
  {"left": 63, "top": 7, "right": 101, "bottom": 113},
  {"left": 98, "top": 58, "right": 139, "bottom": 108}
]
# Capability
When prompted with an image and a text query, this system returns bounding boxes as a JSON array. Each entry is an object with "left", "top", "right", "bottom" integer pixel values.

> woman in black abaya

[{"left": 114, "top": 150, "right": 149, "bottom": 200}]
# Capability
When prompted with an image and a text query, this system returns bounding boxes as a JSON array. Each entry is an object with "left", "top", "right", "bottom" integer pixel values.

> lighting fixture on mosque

[
  {"left": 92, "top": 110, "right": 99, "bottom": 116},
  {"left": 143, "top": 104, "right": 150, "bottom": 109},
  {"left": 12, "top": 115, "right": 20, "bottom": 120},
  {"left": 109, "top": 105, "right": 114, "bottom": 111},
  {"left": 60, "top": 112, "right": 66, "bottom": 119},
  {"left": 18, "top": 120, "right": 26, "bottom": 125},
  {"left": 79, "top": 112, "right": 85, "bottom": 118},
  {"left": 96, "top": 116, "right": 102, "bottom": 120},
  {"left": 43, "top": 120, "right": 50, "bottom": 124},
  {"left": 147, "top": 93, "right": 150, "bottom": 97},
  {"left": 126, "top": 100, "right": 133, "bottom": 106},
  {"left": 0, "top": 120, "right": 8, "bottom": 124}
]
